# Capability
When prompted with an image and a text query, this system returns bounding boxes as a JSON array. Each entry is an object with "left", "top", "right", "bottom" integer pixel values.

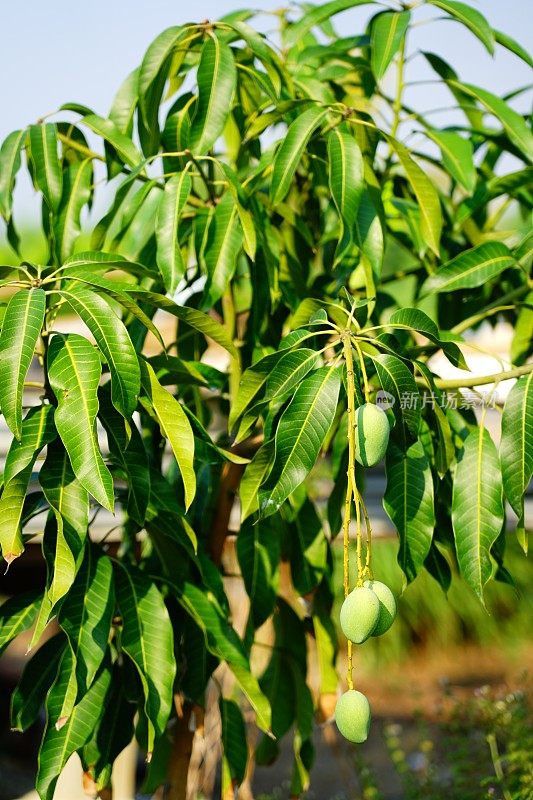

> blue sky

[{"left": 1, "top": 0, "right": 531, "bottom": 145}]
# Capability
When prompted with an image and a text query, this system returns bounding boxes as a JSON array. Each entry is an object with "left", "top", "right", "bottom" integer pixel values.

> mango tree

[{"left": 0, "top": 0, "right": 531, "bottom": 797}]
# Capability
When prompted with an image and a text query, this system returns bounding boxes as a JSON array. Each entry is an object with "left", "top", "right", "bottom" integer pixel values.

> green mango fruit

[
  {"left": 363, "top": 579, "right": 396, "bottom": 635},
  {"left": 335, "top": 689, "right": 371, "bottom": 743},
  {"left": 354, "top": 403, "right": 390, "bottom": 467},
  {"left": 340, "top": 586, "right": 380, "bottom": 644}
]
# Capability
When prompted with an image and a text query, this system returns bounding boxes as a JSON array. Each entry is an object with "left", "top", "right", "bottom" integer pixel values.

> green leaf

[
  {"left": 383, "top": 440, "right": 435, "bottom": 583},
  {"left": 500, "top": 373, "right": 533, "bottom": 544},
  {"left": 11, "top": 634, "right": 65, "bottom": 732},
  {"left": 0, "top": 287, "right": 46, "bottom": 440},
  {"left": 60, "top": 284, "right": 140, "bottom": 419},
  {"left": 388, "top": 138, "right": 442, "bottom": 255},
  {"left": 387, "top": 307, "right": 467, "bottom": 370},
  {"left": 54, "top": 158, "right": 93, "bottom": 262},
  {"left": 240, "top": 441, "right": 275, "bottom": 521},
  {"left": 109, "top": 68, "right": 139, "bottom": 134},
  {"left": 420, "top": 241, "right": 516, "bottom": 296},
  {"left": 141, "top": 361, "right": 196, "bottom": 510},
  {"left": 155, "top": 170, "right": 191, "bottom": 293},
  {"left": 449, "top": 81, "right": 533, "bottom": 163},
  {"left": 236, "top": 518, "right": 280, "bottom": 629},
  {"left": 284, "top": 0, "right": 373, "bottom": 49},
  {"left": 0, "top": 591, "right": 41, "bottom": 656},
  {"left": 374, "top": 353, "right": 420, "bottom": 442},
  {"left": 0, "top": 465, "right": 33, "bottom": 565},
  {"left": 47, "top": 333, "right": 114, "bottom": 511},
  {"left": 370, "top": 11, "right": 410, "bottom": 80},
  {"left": 82, "top": 114, "right": 143, "bottom": 167},
  {"left": 0, "top": 129, "right": 26, "bottom": 221},
  {"left": 220, "top": 698, "right": 248, "bottom": 787},
  {"left": 511, "top": 291, "right": 533, "bottom": 365},
  {"left": 189, "top": 34, "right": 237, "bottom": 154},
  {"left": 203, "top": 192, "right": 243, "bottom": 307},
  {"left": 36, "top": 652, "right": 112, "bottom": 800},
  {"left": 428, "top": 0, "right": 494, "bottom": 54},
  {"left": 59, "top": 545, "right": 115, "bottom": 696},
  {"left": 270, "top": 106, "right": 328, "bottom": 205},
  {"left": 115, "top": 563, "right": 176, "bottom": 755},
  {"left": 259, "top": 367, "right": 341, "bottom": 516},
  {"left": 353, "top": 189, "right": 384, "bottom": 279},
  {"left": 425, "top": 129, "right": 476, "bottom": 194},
  {"left": 289, "top": 498, "right": 327, "bottom": 595},
  {"left": 28, "top": 123, "right": 62, "bottom": 211},
  {"left": 494, "top": 29, "right": 533, "bottom": 69},
  {"left": 39, "top": 442, "right": 89, "bottom": 607},
  {"left": 452, "top": 427, "right": 504, "bottom": 601},
  {"left": 4, "top": 404, "right": 56, "bottom": 484},
  {"left": 327, "top": 128, "right": 364, "bottom": 263},
  {"left": 138, "top": 26, "right": 182, "bottom": 123}
]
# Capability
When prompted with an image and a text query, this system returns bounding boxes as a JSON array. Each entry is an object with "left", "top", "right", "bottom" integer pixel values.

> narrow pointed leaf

[
  {"left": 389, "top": 139, "right": 442, "bottom": 254},
  {"left": 271, "top": 106, "right": 328, "bottom": 205},
  {"left": 0, "top": 129, "right": 26, "bottom": 221},
  {"left": 425, "top": 129, "right": 476, "bottom": 194},
  {"left": 420, "top": 241, "right": 515, "bottom": 296},
  {"left": 370, "top": 11, "right": 410, "bottom": 80},
  {"left": 54, "top": 158, "right": 93, "bottom": 262},
  {"left": 240, "top": 441, "right": 275, "bottom": 521},
  {"left": 138, "top": 26, "right": 182, "bottom": 121},
  {"left": 374, "top": 353, "right": 420, "bottom": 442},
  {"left": 36, "top": 653, "right": 112, "bottom": 800},
  {"left": 115, "top": 563, "right": 176, "bottom": 754},
  {"left": 452, "top": 427, "right": 504, "bottom": 600},
  {"left": 0, "top": 591, "right": 41, "bottom": 656},
  {"left": 0, "top": 287, "right": 46, "bottom": 440},
  {"left": 428, "top": 0, "right": 494, "bottom": 54},
  {"left": 155, "top": 170, "right": 191, "bottom": 293},
  {"left": 327, "top": 128, "right": 364, "bottom": 263},
  {"left": 500, "top": 373, "right": 533, "bottom": 527},
  {"left": 4, "top": 404, "right": 56, "bottom": 484},
  {"left": 0, "top": 465, "right": 33, "bottom": 564},
  {"left": 47, "top": 333, "right": 114, "bottom": 510},
  {"left": 494, "top": 29, "right": 533, "bottom": 69},
  {"left": 82, "top": 114, "right": 143, "bottom": 167},
  {"left": 189, "top": 35, "right": 237, "bottom": 154},
  {"left": 39, "top": 442, "right": 89, "bottom": 607},
  {"left": 141, "top": 362, "right": 196, "bottom": 509},
  {"left": 220, "top": 698, "right": 248, "bottom": 786},
  {"left": 60, "top": 284, "right": 140, "bottom": 418},
  {"left": 203, "top": 192, "right": 243, "bottom": 307},
  {"left": 387, "top": 307, "right": 467, "bottom": 370},
  {"left": 11, "top": 634, "right": 66, "bottom": 732},
  {"left": 384, "top": 440, "right": 435, "bottom": 583},
  {"left": 28, "top": 123, "right": 62, "bottom": 211},
  {"left": 284, "top": 0, "right": 373, "bottom": 48},
  {"left": 236, "top": 518, "right": 280, "bottom": 629},
  {"left": 259, "top": 367, "right": 341, "bottom": 516},
  {"left": 59, "top": 546, "right": 115, "bottom": 696}
]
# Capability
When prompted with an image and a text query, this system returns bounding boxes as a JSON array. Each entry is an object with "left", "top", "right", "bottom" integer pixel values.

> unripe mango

[
  {"left": 354, "top": 403, "right": 390, "bottom": 467},
  {"left": 340, "top": 586, "right": 380, "bottom": 644},
  {"left": 335, "top": 689, "right": 371, "bottom": 743},
  {"left": 363, "top": 579, "right": 396, "bottom": 635}
]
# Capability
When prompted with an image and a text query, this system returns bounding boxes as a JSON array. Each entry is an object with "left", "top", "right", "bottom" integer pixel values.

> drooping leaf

[
  {"left": 220, "top": 698, "right": 248, "bottom": 789},
  {"left": 270, "top": 106, "right": 328, "bottom": 205},
  {"left": 114, "top": 563, "right": 176, "bottom": 755},
  {"left": 370, "top": 11, "right": 410, "bottom": 80},
  {"left": 420, "top": 241, "right": 516, "bottom": 296},
  {"left": 494, "top": 29, "right": 533, "bottom": 69},
  {"left": 500, "top": 373, "right": 533, "bottom": 549},
  {"left": 47, "top": 332, "right": 114, "bottom": 511},
  {"left": 189, "top": 34, "right": 237, "bottom": 154},
  {"left": 0, "top": 287, "right": 46, "bottom": 440},
  {"left": 0, "top": 591, "right": 41, "bottom": 656},
  {"left": 373, "top": 353, "right": 420, "bottom": 442},
  {"left": 36, "top": 652, "right": 112, "bottom": 800},
  {"left": 11, "top": 634, "right": 66, "bottom": 732},
  {"left": 428, "top": 0, "right": 494, "bottom": 54},
  {"left": 138, "top": 26, "right": 183, "bottom": 125},
  {"left": 452, "top": 427, "right": 504, "bottom": 601},
  {"left": 511, "top": 291, "right": 533, "bottom": 365},
  {"left": 240, "top": 441, "right": 275, "bottom": 521},
  {"left": 59, "top": 545, "right": 115, "bottom": 697},
  {"left": 387, "top": 307, "right": 468, "bottom": 370},
  {"left": 259, "top": 367, "right": 341, "bottom": 516},
  {"left": 0, "top": 465, "right": 34, "bottom": 565},
  {"left": 54, "top": 158, "right": 93, "bottom": 262},
  {"left": 283, "top": 0, "right": 373, "bottom": 48},
  {"left": 39, "top": 441, "right": 89, "bottom": 607},
  {"left": 0, "top": 128, "right": 26, "bottom": 221},
  {"left": 28, "top": 123, "right": 62, "bottom": 211},
  {"left": 388, "top": 138, "right": 442, "bottom": 255},
  {"left": 236, "top": 518, "right": 280, "bottom": 629},
  {"left": 82, "top": 114, "right": 143, "bottom": 167},
  {"left": 203, "top": 192, "right": 243, "bottom": 307},
  {"left": 327, "top": 128, "right": 364, "bottom": 263},
  {"left": 289, "top": 498, "right": 328, "bottom": 595},
  {"left": 384, "top": 440, "right": 435, "bottom": 583},
  {"left": 3, "top": 404, "right": 56, "bottom": 484},
  {"left": 155, "top": 170, "right": 191, "bottom": 293},
  {"left": 60, "top": 284, "right": 140, "bottom": 419},
  {"left": 449, "top": 81, "right": 533, "bottom": 163},
  {"left": 425, "top": 129, "right": 476, "bottom": 194},
  {"left": 141, "top": 361, "right": 196, "bottom": 510},
  {"left": 353, "top": 189, "right": 384, "bottom": 280}
]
